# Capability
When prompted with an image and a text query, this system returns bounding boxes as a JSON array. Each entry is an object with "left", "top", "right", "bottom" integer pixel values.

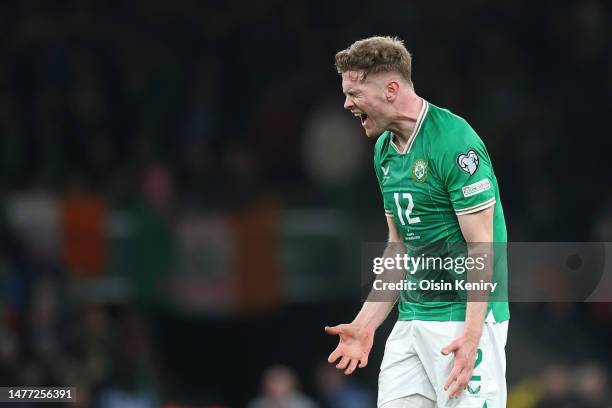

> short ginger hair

[{"left": 335, "top": 36, "right": 413, "bottom": 87}]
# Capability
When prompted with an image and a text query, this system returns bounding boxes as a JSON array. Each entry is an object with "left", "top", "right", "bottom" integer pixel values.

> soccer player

[{"left": 325, "top": 37, "right": 509, "bottom": 408}]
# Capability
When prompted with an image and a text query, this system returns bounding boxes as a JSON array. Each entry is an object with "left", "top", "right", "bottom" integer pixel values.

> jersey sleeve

[
  {"left": 434, "top": 119, "right": 497, "bottom": 215},
  {"left": 373, "top": 134, "right": 394, "bottom": 217}
]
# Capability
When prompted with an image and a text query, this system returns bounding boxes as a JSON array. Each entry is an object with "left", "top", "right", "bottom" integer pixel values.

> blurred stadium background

[{"left": 0, "top": 1, "right": 611, "bottom": 407}]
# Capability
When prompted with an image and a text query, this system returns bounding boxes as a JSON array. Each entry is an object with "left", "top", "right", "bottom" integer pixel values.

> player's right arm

[
  {"left": 325, "top": 216, "right": 404, "bottom": 375},
  {"left": 353, "top": 215, "right": 403, "bottom": 328}
]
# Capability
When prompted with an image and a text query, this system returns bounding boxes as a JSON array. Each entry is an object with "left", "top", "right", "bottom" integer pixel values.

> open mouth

[
  {"left": 360, "top": 113, "right": 368, "bottom": 125},
  {"left": 353, "top": 112, "right": 368, "bottom": 126}
]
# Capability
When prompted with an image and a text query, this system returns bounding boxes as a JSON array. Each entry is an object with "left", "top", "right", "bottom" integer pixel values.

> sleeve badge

[{"left": 456, "top": 149, "right": 479, "bottom": 175}]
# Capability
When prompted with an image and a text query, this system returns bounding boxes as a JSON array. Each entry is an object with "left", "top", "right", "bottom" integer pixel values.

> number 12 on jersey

[{"left": 393, "top": 192, "right": 421, "bottom": 226}]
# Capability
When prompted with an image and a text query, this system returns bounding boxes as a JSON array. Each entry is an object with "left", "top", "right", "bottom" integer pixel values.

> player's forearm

[
  {"left": 463, "top": 300, "right": 487, "bottom": 341},
  {"left": 457, "top": 208, "right": 494, "bottom": 340},
  {"left": 463, "top": 242, "right": 493, "bottom": 340},
  {"left": 353, "top": 300, "right": 396, "bottom": 332},
  {"left": 355, "top": 241, "right": 405, "bottom": 331}
]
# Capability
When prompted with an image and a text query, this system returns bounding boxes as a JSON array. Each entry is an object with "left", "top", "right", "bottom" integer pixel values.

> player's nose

[{"left": 343, "top": 96, "right": 353, "bottom": 110}]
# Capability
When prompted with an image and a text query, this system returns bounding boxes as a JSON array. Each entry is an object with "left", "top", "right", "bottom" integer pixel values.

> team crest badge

[
  {"left": 412, "top": 159, "right": 428, "bottom": 183},
  {"left": 456, "top": 149, "right": 479, "bottom": 176}
]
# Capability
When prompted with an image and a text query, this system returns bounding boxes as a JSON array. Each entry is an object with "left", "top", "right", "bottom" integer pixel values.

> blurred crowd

[
  {"left": 510, "top": 363, "right": 610, "bottom": 408},
  {"left": 247, "top": 363, "right": 373, "bottom": 408},
  {"left": 0, "top": 292, "right": 161, "bottom": 407},
  {"left": 0, "top": 0, "right": 611, "bottom": 407},
  {"left": 246, "top": 361, "right": 611, "bottom": 408},
  {"left": 0, "top": 0, "right": 610, "bottom": 234}
]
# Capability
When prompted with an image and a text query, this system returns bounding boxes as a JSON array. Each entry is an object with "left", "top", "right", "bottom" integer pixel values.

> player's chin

[{"left": 364, "top": 126, "right": 379, "bottom": 139}]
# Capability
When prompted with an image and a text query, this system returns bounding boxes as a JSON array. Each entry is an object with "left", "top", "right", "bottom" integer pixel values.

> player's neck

[{"left": 388, "top": 95, "right": 423, "bottom": 150}]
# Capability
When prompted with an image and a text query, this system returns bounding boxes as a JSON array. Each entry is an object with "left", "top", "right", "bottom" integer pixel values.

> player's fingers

[
  {"left": 441, "top": 340, "right": 459, "bottom": 355},
  {"left": 460, "top": 366, "right": 474, "bottom": 383},
  {"left": 324, "top": 325, "right": 343, "bottom": 335},
  {"left": 328, "top": 347, "right": 342, "bottom": 363},
  {"left": 336, "top": 356, "right": 350, "bottom": 370},
  {"left": 344, "top": 359, "right": 359, "bottom": 375},
  {"left": 449, "top": 374, "right": 469, "bottom": 399},
  {"left": 443, "top": 365, "right": 462, "bottom": 390},
  {"left": 358, "top": 355, "right": 368, "bottom": 368},
  {"left": 449, "top": 383, "right": 462, "bottom": 399},
  {"left": 451, "top": 366, "right": 473, "bottom": 398}
]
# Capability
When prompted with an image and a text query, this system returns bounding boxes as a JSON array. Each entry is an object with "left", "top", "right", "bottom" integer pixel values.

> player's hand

[
  {"left": 441, "top": 334, "right": 479, "bottom": 399},
  {"left": 325, "top": 323, "right": 374, "bottom": 375}
]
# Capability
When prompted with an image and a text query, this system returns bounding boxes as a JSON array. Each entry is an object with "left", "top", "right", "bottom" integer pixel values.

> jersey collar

[{"left": 390, "top": 99, "right": 429, "bottom": 155}]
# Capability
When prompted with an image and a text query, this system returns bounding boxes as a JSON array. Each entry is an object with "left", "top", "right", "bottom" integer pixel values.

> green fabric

[{"left": 373, "top": 101, "right": 509, "bottom": 322}]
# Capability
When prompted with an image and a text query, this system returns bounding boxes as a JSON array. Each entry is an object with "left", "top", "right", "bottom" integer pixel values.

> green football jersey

[{"left": 373, "top": 100, "right": 509, "bottom": 322}]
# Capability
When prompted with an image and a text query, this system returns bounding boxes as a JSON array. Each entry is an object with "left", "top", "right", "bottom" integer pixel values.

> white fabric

[
  {"left": 378, "top": 320, "right": 508, "bottom": 408},
  {"left": 380, "top": 394, "right": 436, "bottom": 408}
]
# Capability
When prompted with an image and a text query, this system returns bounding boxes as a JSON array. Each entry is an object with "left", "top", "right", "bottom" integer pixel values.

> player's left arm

[
  {"left": 442, "top": 206, "right": 494, "bottom": 398},
  {"left": 458, "top": 206, "right": 494, "bottom": 337},
  {"left": 434, "top": 117, "right": 498, "bottom": 398}
]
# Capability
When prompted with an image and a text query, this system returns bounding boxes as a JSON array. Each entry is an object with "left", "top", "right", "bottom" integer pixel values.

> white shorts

[{"left": 378, "top": 319, "right": 508, "bottom": 408}]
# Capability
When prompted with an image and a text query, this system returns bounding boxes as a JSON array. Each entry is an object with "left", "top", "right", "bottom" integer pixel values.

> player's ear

[{"left": 385, "top": 81, "right": 400, "bottom": 102}]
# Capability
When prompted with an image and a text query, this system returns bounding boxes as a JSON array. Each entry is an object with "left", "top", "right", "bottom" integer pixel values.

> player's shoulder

[
  {"left": 424, "top": 101, "right": 481, "bottom": 151},
  {"left": 425, "top": 101, "right": 472, "bottom": 134}
]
